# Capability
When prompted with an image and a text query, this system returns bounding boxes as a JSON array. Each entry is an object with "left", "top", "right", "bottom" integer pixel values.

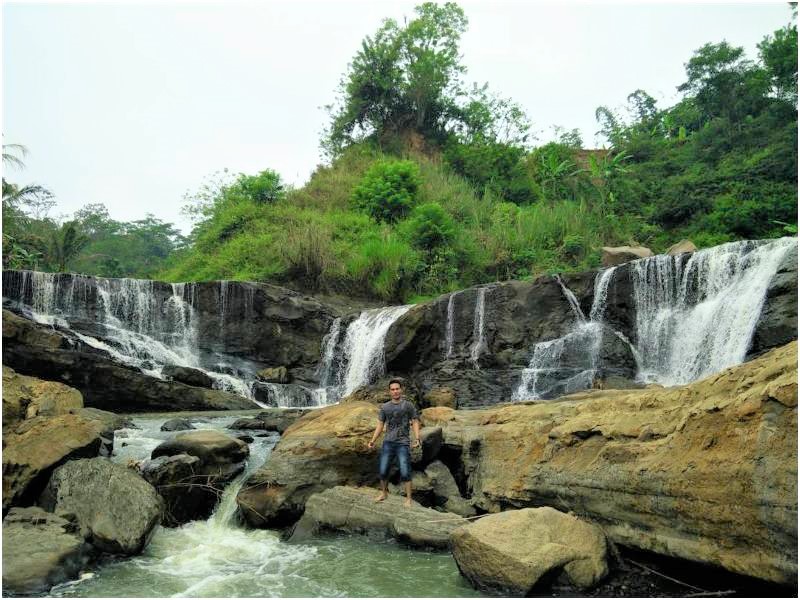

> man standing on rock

[{"left": 367, "top": 379, "right": 421, "bottom": 508}]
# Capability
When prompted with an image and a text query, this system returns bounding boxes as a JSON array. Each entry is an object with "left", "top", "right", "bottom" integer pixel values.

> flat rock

[
  {"left": 2, "top": 366, "right": 83, "bottom": 431},
  {"left": 151, "top": 430, "right": 249, "bottom": 468},
  {"left": 451, "top": 507, "right": 608, "bottom": 594},
  {"left": 2, "top": 506, "right": 90, "bottom": 595},
  {"left": 291, "top": 485, "right": 465, "bottom": 549},
  {"left": 601, "top": 245, "right": 654, "bottom": 267},
  {"left": 39, "top": 458, "right": 163, "bottom": 555}
]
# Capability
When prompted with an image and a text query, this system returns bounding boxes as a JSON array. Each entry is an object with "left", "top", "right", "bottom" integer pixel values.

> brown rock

[
  {"left": 666, "top": 239, "right": 697, "bottom": 256},
  {"left": 256, "top": 366, "right": 290, "bottom": 384},
  {"left": 237, "top": 401, "right": 379, "bottom": 527},
  {"left": 601, "top": 245, "right": 654, "bottom": 267},
  {"left": 2, "top": 366, "right": 83, "bottom": 431},
  {"left": 432, "top": 342, "right": 798, "bottom": 585},
  {"left": 424, "top": 387, "right": 457, "bottom": 408},
  {"left": 451, "top": 507, "right": 608, "bottom": 594},
  {"left": 3, "top": 414, "right": 103, "bottom": 513}
]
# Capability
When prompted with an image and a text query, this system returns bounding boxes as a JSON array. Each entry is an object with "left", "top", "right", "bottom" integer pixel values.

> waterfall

[
  {"left": 469, "top": 288, "right": 488, "bottom": 368},
  {"left": 312, "top": 317, "right": 343, "bottom": 405},
  {"left": 514, "top": 274, "right": 609, "bottom": 400},
  {"left": 4, "top": 271, "right": 258, "bottom": 402},
  {"left": 323, "top": 305, "right": 413, "bottom": 399},
  {"left": 443, "top": 291, "right": 459, "bottom": 359},
  {"left": 628, "top": 237, "right": 795, "bottom": 385}
]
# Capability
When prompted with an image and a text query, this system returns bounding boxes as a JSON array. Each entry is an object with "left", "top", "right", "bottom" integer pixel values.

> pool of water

[{"left": 50, "top": 414, "right": 481, "bottom": 598}]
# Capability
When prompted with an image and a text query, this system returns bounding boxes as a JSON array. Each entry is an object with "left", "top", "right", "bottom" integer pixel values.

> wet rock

[
  {"left": 251, "top": 382, "right": 315, "bottom": 408},
  {"left": 139, "top": 454, "right": 209, "bottom": 526},
  {"left": 451, "top": 507, "right": 608, "bottom": 594},
  {"left": 290, "top": 486, "right": 465, "bottom": 549},
  {"left": 750, "top": 246, "right": 798, "bottom": 357},
  {"left": 160, "top": 418, "right": 196, "bottom": 432},
  {"left": 151, "top": 430, "right": 249, "bottom": 471},
  {"left": 228, "top": 408, "right": 310, "bottom": 434},
  {"left": 237, "top": 434, "right": 254, "bottom": 444},
  {"left": 161, "top": 365, "right": 214, "bottom": 389},
  {"left": 257, "top": 366, "right": 290, "bottom": 384},
  {"left": 39, "top": 457, "right": 162, "bottom": 555},
  {"left": 2, "top": 506, "right": 90, "bottom": 595}
]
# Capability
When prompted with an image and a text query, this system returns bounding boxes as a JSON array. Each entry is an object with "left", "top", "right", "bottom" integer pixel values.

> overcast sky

[{"left": 2, "top": 0, "right": 793, "bottom": 233}]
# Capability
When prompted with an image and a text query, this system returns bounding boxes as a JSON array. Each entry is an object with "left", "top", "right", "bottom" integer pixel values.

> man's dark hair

[{"left": 388, "top": 378, "right": 403, "bottom": 388}]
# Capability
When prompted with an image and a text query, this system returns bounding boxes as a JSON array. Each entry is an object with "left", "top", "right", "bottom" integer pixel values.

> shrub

[
  {"left": 401, "top": 203, "right": 457, "bottom": 251},
  {"left": 351, "top": 160, "right": 421, "bottom": 223},
  {"left": 561, "top": 234, "right": 585, "bottom": 259},
  {"left": 230, "top": 169, "right": 285, "bottom": 204}
]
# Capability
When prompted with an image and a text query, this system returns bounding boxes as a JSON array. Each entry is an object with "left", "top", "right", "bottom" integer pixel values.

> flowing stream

[{"left": 50, "top": 415, "right": 477, "bottom": 598}]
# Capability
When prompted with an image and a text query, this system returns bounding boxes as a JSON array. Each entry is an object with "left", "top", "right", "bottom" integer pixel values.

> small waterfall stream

[{"left": 469, "top": 287, "right": 489, "bottom": 368}]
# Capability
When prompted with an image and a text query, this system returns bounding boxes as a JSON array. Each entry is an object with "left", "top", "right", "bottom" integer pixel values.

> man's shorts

[{"left": 378, "top": 440, "right": 411, "bottom": 482}]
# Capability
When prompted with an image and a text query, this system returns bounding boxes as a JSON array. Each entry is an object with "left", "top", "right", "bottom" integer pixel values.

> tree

[
  {"left": 42, "top": 221, "right": 90, "bottom": 272},
  {"left": 352, "top": 160, "right": 421, "bottom": 222},
  {"left": 758, "top": 17, "right": 798, "bottom": 106}
]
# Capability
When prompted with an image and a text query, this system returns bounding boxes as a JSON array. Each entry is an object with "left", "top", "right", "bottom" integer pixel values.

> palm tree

[{"left": 42, "top": 221, "right": 90, "bottom": 272}]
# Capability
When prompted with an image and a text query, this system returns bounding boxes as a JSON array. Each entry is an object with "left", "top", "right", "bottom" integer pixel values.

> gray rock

[
  {"left": 411, "top": 427, "right": 442, "bottom": 467},
  {"left": 2, "top": 506, "right": 90, "bottom": 595},
  {"left": 252, "top": 382, "right": 315, "bottom": 408},
  {"left": 151, "top": 430, "right": 248, "bottom": 472},
  {"left": 162, "top": 365, "right": 214, "bottom": 389},
  {"left": 160, "top": 418, "right": 196, "bottom": 432},
  {"left": 257, "top": 366, "right": 290, "bottom": 384},
  {"left": 750, "top": 246, "right": 798, "bottom": 357},
  {"left": 425, "top": 461, "right": 476, "bottom": 517},
  {"left": 39, "top": 458, "right": 163, "bottom": 555},
  {"left": 140, "top": 454, "right": 209, "bottom": 526},
  {"left": 290, "top": 486, "right": 465, "bottom": 549},
  {"left": 228, "top": 408, "right": 310, "bottom": 434}
]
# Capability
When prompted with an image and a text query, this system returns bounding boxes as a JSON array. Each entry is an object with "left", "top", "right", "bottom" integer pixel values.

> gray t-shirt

[{"left": 379, "top": 398, "right": 419, "bottom": 445}]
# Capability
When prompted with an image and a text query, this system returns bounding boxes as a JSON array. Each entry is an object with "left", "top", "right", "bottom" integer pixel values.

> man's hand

[
  {"left": 368, "top": 440, "right": 375, "bottom": 450},
  {"left": 412, "top": 438, "right": 421, "bottom": 449}
]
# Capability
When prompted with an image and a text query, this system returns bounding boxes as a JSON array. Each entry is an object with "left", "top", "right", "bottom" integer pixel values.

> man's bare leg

[
  {"left": 404, "top": 481, "right": 412, "bottom": 507},
  {"left": 375, "top": 480, "right": 388, "bottom": 502}
]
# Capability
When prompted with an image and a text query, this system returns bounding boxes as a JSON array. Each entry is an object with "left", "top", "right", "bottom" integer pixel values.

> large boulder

[
  {"left": 3, "top": 413, "right": 103, "bottom": 514},
  {"left": 666, "top": 239, "right": 697, "bottom": 256},
  {"left": 237, "top": 402, "right": 379, "bottom": 527},
  {"left": 251, "top": 382, "right": 316, "bottom": 408},
  {"left": 39, "top": 458, "right": 163, "bottom": 555},
  {"left": 425, "top": 460, "right": 475, "bottom": 518},
  {"left": 161, "top": 365, "right": 214, "bottom": 389},
  {"left": 601, "top": 245, "right": 653, "bottom": 267},
  {"left": 146, "top": 431, "right": 249, "bottom": 524},
  {"left": 422, "top": 341, "right": 799, "bottom": 585},
  {"left": 2, "top": 506, "right": 90, "bottom": 595},
  {"left": 290, "top": 486, "right": 465, "bottom": 549},
  {"left": 160, "top": 417, "right": 195, "bottom": 432},
  {"left": 2, "top": 365, "right": 83, "bottom": 430},
  {"left": 451, "top": 507, "right": 608, "bottom": 594}
]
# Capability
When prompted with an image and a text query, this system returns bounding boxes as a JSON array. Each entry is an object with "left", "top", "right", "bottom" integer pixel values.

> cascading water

[
  {"left": 313, "top": 317, "right": 343, "bottom": 405},
  {"left": 320, "top": 305, "right": 414, "bottom": 401},
  {"left": 469, "top": 288, "right": 488, "bottom": 368},
  {"left": 4, "top": 271, "right": 260, "bottom": 403},
  {"left": 626, "top": 237, "right": 795, "bottom": 385},
  {"left": 443, "top": 291, "right": 459, "bottom": 359}
]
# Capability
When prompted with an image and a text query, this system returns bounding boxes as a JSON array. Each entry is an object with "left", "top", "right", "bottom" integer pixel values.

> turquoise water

[{"left": 50, "top": 414, "right": 481, "bottom": 598}]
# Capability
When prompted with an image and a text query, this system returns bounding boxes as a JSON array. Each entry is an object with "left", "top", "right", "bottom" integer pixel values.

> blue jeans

[{"left": 379, "top": 441, "right": 411, "bottom": 482}]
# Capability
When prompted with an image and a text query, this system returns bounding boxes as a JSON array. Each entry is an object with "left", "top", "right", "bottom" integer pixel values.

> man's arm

[
  {"left": 411, "top": 418, "right": 421, "bottom": 448},
  {"left": 368, "top": 420, "right": 384, "bottom": 449}
]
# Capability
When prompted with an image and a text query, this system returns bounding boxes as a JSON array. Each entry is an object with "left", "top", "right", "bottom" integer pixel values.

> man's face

[{"left": 389, "top": 383, "right": 402, "bottom": 401}]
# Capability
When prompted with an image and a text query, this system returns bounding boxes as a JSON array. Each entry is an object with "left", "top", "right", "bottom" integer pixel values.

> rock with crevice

[
  {"left": 2, "top": 506, "right": 91, "bottom": 596},
  {"left": 39, "top": 458, "right": 163, "bottom": 555},
  {"left": 290, "top": 485, "right": 465, "bottom": 549},
  {"left": 451, "top": 507, "right": 608, "bottom": 594}
]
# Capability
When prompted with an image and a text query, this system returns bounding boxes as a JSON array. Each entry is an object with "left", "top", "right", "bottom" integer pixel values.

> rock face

[
  {"left": 451, "top": 507, "right": 608, "bottom": 594},
  {"left": 421, "top": 342, "right": 798, "bottom": 585},
  {"left": 751, "top": 247, "right": 798, "bottom": 357},
  {"left": 3, "top": 413, "right": 103, "bottom": 514},
  {"left": 2, "top": 365, "right": 83, "bottom": 430},
  {"left": 2, "top": 271, "right": 340, "bottom": 385},
  {"left": 2, "top": 506, "right": 90, "bottom": 595},
  {"left": 237, "top": 402, "right": 379, "bottom": 527},
  {"left": 601, "top": 245, "right": 654, "bottom": 267},
  {"left": 39, "top": 458, "right": 163, "bottom": 555},
  {"left": 257, "top": 366, "right": 290, "bottom": 383},
  {"left": 291, "top": 486, "right": 465, "bottom": 549},
  {"left": 3, "top": 310, "right": 254, "bottom": 412}
]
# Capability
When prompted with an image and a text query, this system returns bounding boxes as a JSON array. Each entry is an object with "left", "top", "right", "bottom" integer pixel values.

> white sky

[{"left": 2, "top": 0, "right": 793, "bottom": 233}]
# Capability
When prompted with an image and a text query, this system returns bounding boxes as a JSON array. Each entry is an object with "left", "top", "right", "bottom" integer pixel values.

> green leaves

[
  {"left": 351, "top": 159, "right": 422, "bottom": 222},
  {"left": 400, "top": 202, "right": 456, "bottom": 250}
]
